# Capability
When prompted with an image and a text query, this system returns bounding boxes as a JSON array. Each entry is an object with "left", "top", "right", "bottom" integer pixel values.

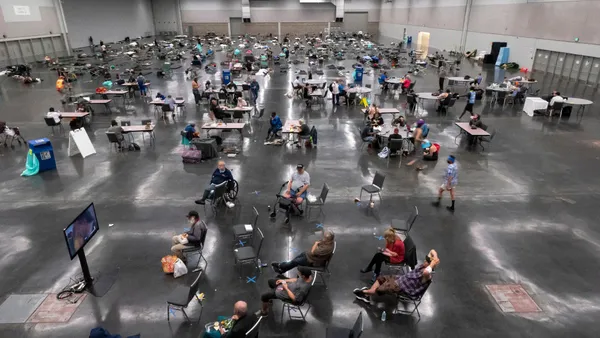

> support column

[
  {"left": 327, "top": 22, "right": 331, "bottom": 34},
  {"left": 459, "top": 0, "right": 472, "bottom": 53},
  {"left": 278, "top": 22, "right": 281, "bottom": 38},
  {"left": 175, "top": 0, "right": 184, "bottom": 35},
  {"left": 54, "top": 0, "right": 71, "bottom": 55},
  {"left": 228, "top": 21, "right": 232, "bottom": 38}
]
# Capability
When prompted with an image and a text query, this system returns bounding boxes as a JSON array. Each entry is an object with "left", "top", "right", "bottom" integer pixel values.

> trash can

[
  {"left": 28, "top": 138, "right": 56, "bottom": 172},
  {"left": 222, "top": 70, "right": 231, "bottom": 85},
  {"left": 354, "top": 66, "right": 364, "bottom": 85}
]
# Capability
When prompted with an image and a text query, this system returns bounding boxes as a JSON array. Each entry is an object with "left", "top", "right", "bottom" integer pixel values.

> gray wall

[
  {"left": 62, "top": 0, "right": 155, "bottom": 48},
  {"left": 0, "top": 0, "right": 61, "bottom": 38},
  {"left": 152, "top": 0, "right": 182, "bottom": 34}
]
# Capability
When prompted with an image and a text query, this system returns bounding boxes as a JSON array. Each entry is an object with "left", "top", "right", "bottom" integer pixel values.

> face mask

[
  {"left": 219, "top": 169, "right": 225, "bottom": 173},
  {"left": 188, "top": 218, "right": 195, "bottom": 225}
]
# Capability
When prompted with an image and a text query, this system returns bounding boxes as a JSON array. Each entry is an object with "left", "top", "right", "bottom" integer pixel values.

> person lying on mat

[
  {"left": 353, "top": 249, "right": 439, "bottom": 303},
  {"left": 271, "top": 230, "right": 335, "bottom": 274}
]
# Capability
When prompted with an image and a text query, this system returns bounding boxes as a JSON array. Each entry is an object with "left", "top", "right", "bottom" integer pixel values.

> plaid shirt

[{"left": 395, "top": 264, "right": 431, "bottom": 299}]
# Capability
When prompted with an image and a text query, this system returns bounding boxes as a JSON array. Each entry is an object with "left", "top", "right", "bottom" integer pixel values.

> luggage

[
  {"left": 560, "top": 105, "right": 572, "bottom": 119},
  {"left": 182, "top": 149, "right": 202, "bottom": 163}
]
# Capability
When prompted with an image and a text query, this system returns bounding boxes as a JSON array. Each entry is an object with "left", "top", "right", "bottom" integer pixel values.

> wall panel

[
  {"left": 281, "top": 22, "right": 328, "bottom": 36},
  {"left": 0, "top": 6, "right": 61, "bottom": 39},
  {"left": 189, "top": 23, "right": 228, "bottom": 36},
  {"left": 241, "top": 23, "right": 278, "bottom": 36}
]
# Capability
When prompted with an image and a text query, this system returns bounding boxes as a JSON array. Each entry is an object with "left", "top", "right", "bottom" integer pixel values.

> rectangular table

[
  {"left": 201, "top": 122, "right": 245, "bottom": 139},
  {"left": 60, "top": 112, "right": 90, "bottom": 118},
  {"left": 122, "top": 125, "right": 156, "bottom": 146},
  {"left": 523, "top": 97, "right": 548, "bottom": 117},
  {"left": 105, "top": 90, "right": 129, "bottom": 106},
  {"left": 87, "top": 99, "right": 112, "bottom": 113},
  {"left": 455, "top": 122, "right": 490, "bottom": 148},
  {"left": 361, "top": 108, "right": 401, "bottom": 120},
  {"left": 222, "top": 106, "right": 253, "bottom": 121}
]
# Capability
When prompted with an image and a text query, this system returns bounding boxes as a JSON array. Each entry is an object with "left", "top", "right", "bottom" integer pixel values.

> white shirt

[
  {"left": 331, "top": 82, "right": 339, "bottom": 94},
  {"left": 550, "top": 95, "right": 564, "bottom": 107},
  {"left": 293, "top": 79, "right": 301, "bottom": 88},
  {"left": 101, "top": 45, "right": 106, "bottom": 52},
  {"left": 47, "top": 111, "right": 61, "bottom": 123}
]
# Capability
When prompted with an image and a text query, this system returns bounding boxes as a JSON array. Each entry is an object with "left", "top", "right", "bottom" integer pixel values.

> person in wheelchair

[
  {"left": 353, "top": 249, "right": 439, "bottom": 304},
  {"left": 195, "top": 160, "right": 234, "bottom": 205}
]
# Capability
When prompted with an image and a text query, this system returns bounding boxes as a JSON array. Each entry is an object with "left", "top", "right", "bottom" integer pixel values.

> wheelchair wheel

[{"left": 227, "top": 180, "right": 239, "bottom": 200}]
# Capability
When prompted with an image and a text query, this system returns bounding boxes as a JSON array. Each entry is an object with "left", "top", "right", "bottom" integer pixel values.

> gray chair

[
  {"left": 394, "top": 279, "right": 431, "bottom": 318},
  {"left": 280, "top": 271, "right": 317, "bottom": 322},
  {"left": 44, "top": 117, "right": 63, "bottom": 135},
  {"left": 232, "top": 207, "right": 259, "bottom": 246},
  {"left": 357, "top": 126, "right": 370, "bottom": 150},
  {"left": 391, "top": 205, "right": 418, "bottom": 236},
  {"left": 326, "top": 311, "right": 363, "bottom": 338},
  {"left": 204, "top": 181, "right": 228, "bottom": 215},
  {"left": 120, "top": 120, "right": 131, "bottom": 126},
  {"left": 166, "top": 271, "right": 204, "bottom": 323},
  {"left": 233, "top": 110, "right": 245, "bottom": 122},
  {"left": 479, "top": 129, "right": 496, "bottom": 151},
  {"left": 245, "top": 316, "right": 262, "bottom": 338},
  {"left": 106, "top": 132, "right": 122, "bottom": 151},
  {"left": 306, "top": 183, "right": 329, "bottom": 219},
  {"left": 387, "top": 138, "right": 404, "bottom": 164},
  {"left": 299, "top": 241, "right": 335, "bottom": 288},
  {"left": 181, "top": 220, "right": 209, "bottom": 273},
  {"left": 360, "top": 171, "right": 385, "bottom": 203},
  {"left": 234, "top": 227, "right": 264, "bottom": 276}
]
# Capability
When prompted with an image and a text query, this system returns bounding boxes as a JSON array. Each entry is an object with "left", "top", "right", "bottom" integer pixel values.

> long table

[
  {"left": 222, "top": 106, "right": 253, "bottom": 121},
  {"left": 201, "top": 122, "right": 245, "bottom": 139},
  {"left": 122, "top": 125, "right": 156, "bottom": 146},
  {"left": 455, "top": 122, "right": 490, "bottom": 149},
  {"left": 361, "top": 107, "right": 401, "bottom": 119},
  {"left": 87, "top": 99, "right": 112, "bottom": 113}
]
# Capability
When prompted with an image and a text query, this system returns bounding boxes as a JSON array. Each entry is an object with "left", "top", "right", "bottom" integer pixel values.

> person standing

[
  {"left": 458, "top": 87, "right": 476, "bottom": 119},
  {"left": 136, "top": 73, "right": 147, "bottom": 97},
  {"left": 331, "top": 80, "right": 339, "bottom": 105},
  {"left": 192, "top": 77, "right": 201, "bottom": 105},
  {"left": 438, "top": 66, "right": 447, "bottom": 92},
  {"left": 250, "top": 78, "right": 260, "bottom": 104},
  {"left": 432, "top": 155, "right": 458, "bottom": 212},
  {"left": 88, "top": 36, "right": 94, "bottom": 52}
]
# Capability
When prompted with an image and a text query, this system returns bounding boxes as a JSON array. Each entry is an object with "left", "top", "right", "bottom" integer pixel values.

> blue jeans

[
  {"left": 363, "top": 136, "right": 375, "bottom": 142},
  {"left": 290, "top": 188, "right": 307, "bottom": 200},
  {"left": 202, "top": 183, "right": 217, "bottom": 200}
]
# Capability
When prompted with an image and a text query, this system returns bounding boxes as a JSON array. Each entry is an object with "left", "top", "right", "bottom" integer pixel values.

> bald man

[
  {"left": 220, "top": 301, "right": 257, "bottom": 338},
  {"left": 195, "top": 161, "right": 234, "bottom": 205}
]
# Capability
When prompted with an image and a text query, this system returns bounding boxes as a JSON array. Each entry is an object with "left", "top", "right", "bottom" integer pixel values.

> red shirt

[{"left": 386, "top": 238, "right": 405, "bottom": 264}]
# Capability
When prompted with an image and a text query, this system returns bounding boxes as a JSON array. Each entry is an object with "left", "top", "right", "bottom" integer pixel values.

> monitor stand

[{"left": 77, "top": 248, "right": 118, "bottom": 297}]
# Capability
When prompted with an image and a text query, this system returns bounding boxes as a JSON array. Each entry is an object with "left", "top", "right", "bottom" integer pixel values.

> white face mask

[
  {"left": 188, "top": 218, "right": 195, "bottom": 225},
  {"left": 219, "top": 168, "right": 225, "bottom": 173}
]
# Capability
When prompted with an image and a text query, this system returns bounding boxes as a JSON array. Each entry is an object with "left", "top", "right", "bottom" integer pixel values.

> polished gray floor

[{"left": 1, "top": 41, "right": 600, "bottom": 338}]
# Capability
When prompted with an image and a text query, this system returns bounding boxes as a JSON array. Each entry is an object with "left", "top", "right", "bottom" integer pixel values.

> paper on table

[{"left": 245, "top": 224, "right": 253, "bottom": 232}]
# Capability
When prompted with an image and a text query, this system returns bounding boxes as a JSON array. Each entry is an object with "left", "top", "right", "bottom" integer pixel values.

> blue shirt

[
  {"left": 468, "top": 91, "right": 476, "bottom": 104},
  {"left": 379, "top": 74, "right": 387, "bottom": 84},
  {"left": 250, "top": 81, "right": 259, "bottom": 93},
  {"left": 444, "top": 163, "right": 458, "bottom": 186},
  {"left": 156, "top": 94, "right": 166, "bottom": 100},
  {"left": 211, "top": 168, "right": 233, "bottom": 185},
  {"left": 184, "top": 124, "right": 196, "bottom": 133},
  {"left": 270, "top": 116, "right": 282, "bottom": 131}
]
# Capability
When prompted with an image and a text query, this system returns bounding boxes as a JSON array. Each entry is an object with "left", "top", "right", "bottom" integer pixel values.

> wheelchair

[
  {"left": 226, "top": 179, "right": 239, "bottom": 201},
  {"left": 269, "top": 181, "right": 304, "bottom": 220}
]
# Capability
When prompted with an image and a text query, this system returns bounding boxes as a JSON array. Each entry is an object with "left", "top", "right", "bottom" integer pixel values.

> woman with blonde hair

[{"left": 360, "top": 228, "right": 405, "bottom": 280}]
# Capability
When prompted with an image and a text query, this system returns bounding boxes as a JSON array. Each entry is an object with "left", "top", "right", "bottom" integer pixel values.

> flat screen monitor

[{"left": 63, "top": 202, "right": 99, "bottom": 260}]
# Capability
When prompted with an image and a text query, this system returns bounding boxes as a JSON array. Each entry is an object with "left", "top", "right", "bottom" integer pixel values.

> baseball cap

[
  {"left": 186, "top": 210, "right": 200, "bottom": 218},
  {"left": 296, "top": 164, "right": 304, "bottom": 169}
]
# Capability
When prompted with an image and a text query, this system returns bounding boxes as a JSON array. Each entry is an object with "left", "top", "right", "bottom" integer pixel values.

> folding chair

[
  {"left": 391, "top": 205, "right": 418, "bottom": 236},
  {"left": 106, "top": 132, "right": 122, "bottom": 151},
  {"left": 232, "top": 206, "right": 259, "bottom": 246},
  {"left": 280, "top": 271, "right": 317, "bottom": 322},
  {"left": 306, "top": 183, "right": 329, "bottom": 219},
  {"left": 359, "top": 171, "right": 385, "bottom": 203},
  {"left": 479, "top": 129, "right": 496, "bottom": 151},
  {"left": 326, "top": 311, "right": 363, "bottom": 338},
  {"left": 394, "top": 282, "right": 431, "bottom": 318},
  {"left": 299, "top": 242, "right": 335, "bottom": 288},
  {"left": 387, "top": 139, "right": 403, "bottom": 164},
  {"left": 166, "top": 271, "right": 204, "bottom": 323},
  {"left": 233, "top": 227, "right": 264, "bottom": 277},
  {"left": 245, "top": 316, "right": 262, "bottom": 338},
  {"left": 44, "top": 117, "right": 64, "bottom": 136}
]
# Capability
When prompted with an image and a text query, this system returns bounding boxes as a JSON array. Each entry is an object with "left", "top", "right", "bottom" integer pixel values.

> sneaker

[
  {"left": 446, "top": 206, "right": 455, "bottom": 213},
  {"left": 271, "top": 262, "right": 282, "bottom": 274},
  {"left": 254, "top": 310, "right": 268, "bottom": 317},
  {"left": 355, "top": 293, "right": 370, "bottom": 304},
  {"left": 353, "top": 287, "right": 367, "bottom": 296},
  {"left": 195, "top": 199, "right": 206, "bottom": 205},
  {"left": 269, "top": 211, "right": 277, "bottom": 218},
  {"left": 284, "top": 217, "right": 290, "bottom": 224},
  {"left": 226, "top": 201, "right": 235, "bottom": 208}
]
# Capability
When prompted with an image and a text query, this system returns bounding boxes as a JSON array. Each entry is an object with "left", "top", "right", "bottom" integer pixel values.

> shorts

[
  {"left": 375, "top": 275, "right": 401, "bottom": 295},
  {"left": 290, "top": 188, "right": 307, "bottom": 200},
  {"left": 440, "top": 183, "right": 456, "bottom": 190}
]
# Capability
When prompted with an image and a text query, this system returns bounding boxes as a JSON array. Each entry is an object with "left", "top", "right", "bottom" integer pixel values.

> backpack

[
  {"left": 129, "top": 143, "right": 140, "bottom": 151},
  {"left": 421, "top": 124, "right": 429, "bottom": 138}
]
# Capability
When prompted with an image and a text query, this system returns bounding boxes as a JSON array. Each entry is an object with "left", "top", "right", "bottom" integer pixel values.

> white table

[
  {"left": 385, "top": 78, "right": 403, "bottom": 84},
  {"left": 447, "top": 77, "right": 473, "bottom": 93},
  {"left": 523, "top": 97, "right": 548, "bottom": 117},
  {"left": 346, "top": 87, "right": 372, "bottom": 94},
  {"left": 305, "top": 79, "right": 326, "bottom": 85},
  {"left": 564, "top": 97, "right": 593, "bottom": 120},
  {"left": 416, "top": 92, "right": 440, "bottom": 109}
]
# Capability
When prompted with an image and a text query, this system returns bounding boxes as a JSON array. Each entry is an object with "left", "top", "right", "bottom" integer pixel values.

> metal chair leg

[{"left": 167, "top": 304, "right": 170, "bottom": 321}]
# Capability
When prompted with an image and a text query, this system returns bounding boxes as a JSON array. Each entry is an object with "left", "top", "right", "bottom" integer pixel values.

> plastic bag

[
  {"left": 161, "top": 255, "right": 178, "bottom": 274},
  {"left": 21, "top": 149, "right": 40, "bottom": 177},
  {"left": 173, "top": 258, "right": 188, "bottom": 278}
]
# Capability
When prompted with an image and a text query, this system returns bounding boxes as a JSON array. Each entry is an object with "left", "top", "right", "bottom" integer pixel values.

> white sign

[
  {"left": 68, "top": 128, "right": 96, "bottom": 158},
  {"left": 13, "top": 5, "right": 30, "bottom": 16}
]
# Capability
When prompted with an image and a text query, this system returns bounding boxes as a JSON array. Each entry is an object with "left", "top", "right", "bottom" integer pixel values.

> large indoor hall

[{"left": 1, "top": 0, "right": 600, "bottom": 337}]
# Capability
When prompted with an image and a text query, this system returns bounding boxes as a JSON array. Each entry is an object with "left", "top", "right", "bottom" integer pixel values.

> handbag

[{"left": 161, "top": 255, "right": 178, "bottom": 274}]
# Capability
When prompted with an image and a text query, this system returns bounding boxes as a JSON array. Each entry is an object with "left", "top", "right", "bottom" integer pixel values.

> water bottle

[
  {"left": 257, "top": 258, "right": 262, "bottom": 268},
  {"left": 381, "top": 310, "right": 387, "bottom": 322}
]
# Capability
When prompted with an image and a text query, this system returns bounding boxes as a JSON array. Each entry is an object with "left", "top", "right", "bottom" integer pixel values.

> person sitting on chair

[
  {"left": 171, "top": 211, "right": 206, "bottom": 261},
  {"left": 46, "top": 107, "right": 61, "bottom": 124},
  {"left": 236, "top": 97, "right": 248, "bottom": 108},
  {"left": 422, "top": 140, "right": 439, "bottom": 161},
  {"left": 209, "top": 98, "right": 231, "bottom": 121},
  {"left": 370, "top": 111, "right": 384, "bottom": 126},
  {"left": 227, "top": 82, "right": 238, "bottom": 92},
  {"left": 107, "top": 120, "right": 126, "bottom": 149},
  {"left": 281, "top": 164, "right": 310, "bottom": 223},
  {"left": 195, "top": 161, "right": 234, "bottom": 205},
  {"left": 266, "top": 112, "right": 283, "bottom": 141},
  {"left": 388, "top": 128, "right": 402, "bottom": 146},
  {"left": 392, "top": 115, "right": 406, "bottom": 127},
  {"left": 214, "top": 301, "right": 257, "bottom": 338},
  {"left": 360, "top": 228, "right": 405, "bottom": 281},
  {"left": 256, "top": 266, "right": 313, "bottom": 317},
  {"left": 548, "top": 91, "right": 564, "bottom": 114},
  {"left": 401, "top": 75, "right": 412, "bottom": 94},
  {"left": 271, "top": 229, "right": 335, "bottom": 274},
  {"left": 155, "top": 92, "right": 166, "bottom": 100},
  {"left": 436, "top": 89, "right": 452, "bottom": 113},
  {"left": 184, "top": 123, "right": 197, "bottom": 141},
  {"left": 361, "top": 123, "right": 376, "bottom": 143},
  {"left": 353, "top": 249, "right": 440, "bottom": 303}
]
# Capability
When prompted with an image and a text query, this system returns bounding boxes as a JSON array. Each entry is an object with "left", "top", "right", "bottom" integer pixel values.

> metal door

[
  {"left": 561, "top": 54, "right": 574, "bottom": 78},
  {"left": 0, "top": 43, "right": 9, "bottom": 67},
  {"left": 589, "top": 58, "right": 600, "bottom": 85},
  {"left": 533, "top": 49, "right": 549, "bottom": 72},
  {"left": 554, "top": 52, "right": 566, "bottom": 76},
  {"left": 31, "top": 39, "right": 44, "bottom": 60},
  {"left": 42, "top": 37, "right": 55, "bottom": 57},
  {"left": 548, "top": 51, "right": 559, "bottom": 74},
  {"left": 230, "top": 18, "right": 243, "bottom": 37},
  {"left": 19, "top": 40, "right": 34, "bottom": 62},
  {"left": 571, "top": 54, "right": 583, "bottom": 80},
  {"left": 6, "top": 41, "right": 22, "bottom": 64},
  {"left": 579, "top": 56, "right": 593, "bottom": 82}
]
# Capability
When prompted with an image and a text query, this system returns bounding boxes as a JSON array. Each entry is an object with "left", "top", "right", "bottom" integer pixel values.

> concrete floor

[{"left": 1, "top": 42, "right": 600, "bottom": 338}]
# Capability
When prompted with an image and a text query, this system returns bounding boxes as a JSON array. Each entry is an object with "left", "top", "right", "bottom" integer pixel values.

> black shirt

[
  {"left": 361, "top": 126, "right": 372, "bottom": 139},
  {"left": 299, "top": 124, "right": 310, "bottom": 136},
  {"left": 222, "top": 312, "right": 258, "bottom": 338}
]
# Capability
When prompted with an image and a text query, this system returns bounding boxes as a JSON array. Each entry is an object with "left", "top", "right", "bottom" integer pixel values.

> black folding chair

[
  {"left": 234, "top": 227, "right": 264, "bottom": 277},
  {"left": 181, "top": 220, "right": 209, "bottom": 273},
  {"left": 391, "top": 205, "right": 418, "bottom": 235},
  {"left": 233, "top": 206, "right": 259, "bottom": 246},
  {"left": 280, "top": 271, "right": 317, "bottom": 322},
  {"left": 360, "top": 171, "right": 385, "bottom": 203},
  {"left": 326, "top": 311, "right": 363, "bottom": 338},
  {"left": 306, "top": 183, "right": 329, "bottom": 219},
  {"left": 166, "top": 271, "right": 204, "bottom": 323}
]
